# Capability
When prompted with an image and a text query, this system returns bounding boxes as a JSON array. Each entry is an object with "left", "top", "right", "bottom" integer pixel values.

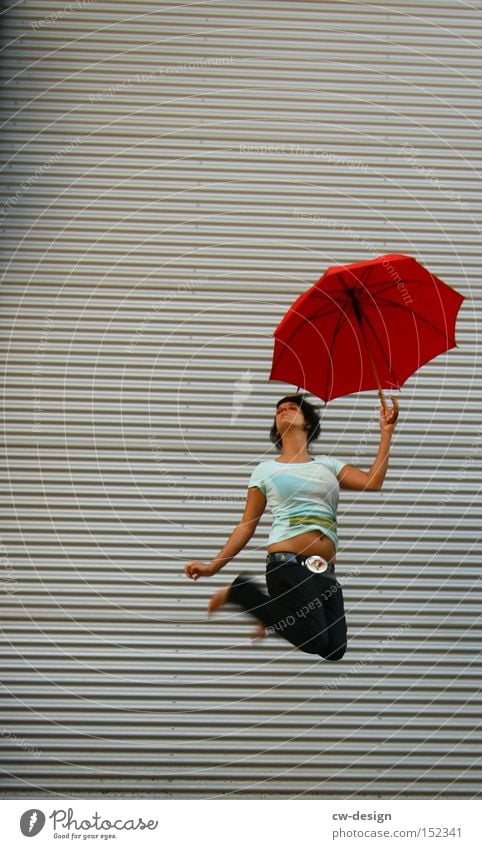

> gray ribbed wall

[{"left": 0, "top": 0, "right": 481, "bottom": 798}]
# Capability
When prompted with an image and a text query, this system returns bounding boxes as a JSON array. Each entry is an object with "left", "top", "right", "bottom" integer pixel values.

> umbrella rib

[
  {"left": 278, "top": 298, "right": 350, "bottom": 345},
  {"left": 272, "top": 299, "right": 336, "bottom": 359},
  {"left": 356, "top": 263, "right": 375, "bottom": 288},
  {"left": 363, "top": 296, "right": 457, "bottom": 343},
  {"left": 352, "top": 278, "right": 414, "bottom": 307},
  {"left": 305, "top": 300, "right": 352, "bottom": 324},
  {"left": 272, "top": 295, "right": 354, "bottom": 375},
  {"left": 357, "top": 279, "right": 401, "bottom": 300},
  {"left": 322, "top": 297, "right": 355, "bottom": 400},
  {"left": 356, "top": 274, "right": 449, "bottom": 307}
]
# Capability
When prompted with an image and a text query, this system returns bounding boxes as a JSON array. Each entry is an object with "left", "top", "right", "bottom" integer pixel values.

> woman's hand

[
  {"left": 380, "top": 396, "right": 399, "bottom": 434},
  {"left": 184, "top": 560, "right": 216, "bottom": 581}
]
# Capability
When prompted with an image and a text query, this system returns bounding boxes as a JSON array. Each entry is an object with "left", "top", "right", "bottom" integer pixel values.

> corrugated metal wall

[{"left": 0, "top": 0, "right": 481, "bottom": 798}]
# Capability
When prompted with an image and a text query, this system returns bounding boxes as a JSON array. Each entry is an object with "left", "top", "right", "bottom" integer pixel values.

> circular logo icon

[{"left": 20, "top": 809, "right": 46, "bottom": 837}]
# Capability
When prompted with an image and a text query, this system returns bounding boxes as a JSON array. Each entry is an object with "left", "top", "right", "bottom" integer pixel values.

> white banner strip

[{"left": 0, "top": 799, "right": 480, "bottom": 848}]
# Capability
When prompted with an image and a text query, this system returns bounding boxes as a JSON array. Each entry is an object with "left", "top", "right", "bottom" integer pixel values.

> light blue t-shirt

[{"left": 248, "top": 455, "right": 346, "bottom": 552}]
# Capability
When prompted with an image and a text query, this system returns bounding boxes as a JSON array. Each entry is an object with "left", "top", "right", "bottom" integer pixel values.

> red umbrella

[{"left": 269, "top": 253, "right": 465, "bottom": 422}]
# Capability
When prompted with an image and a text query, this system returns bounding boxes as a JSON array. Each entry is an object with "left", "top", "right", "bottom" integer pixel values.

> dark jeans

[{"left": 228, "top": 560, "right": 347, "bottom": 661}]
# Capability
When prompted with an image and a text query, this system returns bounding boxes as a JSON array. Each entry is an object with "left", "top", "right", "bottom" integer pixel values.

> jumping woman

[{"left": 184, "top": 394, "right": 398, "bottom": 660}]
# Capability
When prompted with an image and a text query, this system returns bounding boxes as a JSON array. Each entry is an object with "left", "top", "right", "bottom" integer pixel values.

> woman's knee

[{"left": 322, "top": 644, "right": 347, "bottom": 661}]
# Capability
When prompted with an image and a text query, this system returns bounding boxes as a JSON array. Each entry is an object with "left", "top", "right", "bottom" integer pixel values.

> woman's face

[{"left": 275, "top": 401, "right": 307, "bottom": 435}]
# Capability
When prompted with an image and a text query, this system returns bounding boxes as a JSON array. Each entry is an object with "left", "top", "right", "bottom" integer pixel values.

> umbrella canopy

[{"left": 269, "top": 253, "right": 465, "bottom": 414}]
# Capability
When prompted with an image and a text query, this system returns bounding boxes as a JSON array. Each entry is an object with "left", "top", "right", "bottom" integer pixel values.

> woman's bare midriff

[{"left": 267, "top": 530, "right": 336, "bottom": 564}]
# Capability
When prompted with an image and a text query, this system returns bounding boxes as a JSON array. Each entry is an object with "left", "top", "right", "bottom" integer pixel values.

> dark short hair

[{"left": 269, "top": 394, "right": 321, "bottom": 451}]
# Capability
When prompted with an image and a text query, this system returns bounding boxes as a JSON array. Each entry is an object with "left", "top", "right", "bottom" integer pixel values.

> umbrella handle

[{"left": 378, "top": 388, "right": 399, "bottom": 424}]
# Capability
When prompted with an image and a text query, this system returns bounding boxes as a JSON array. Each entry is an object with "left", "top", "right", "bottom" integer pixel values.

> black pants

[{"left": 228, "top": 560, "right": 347, "bottom": 661}]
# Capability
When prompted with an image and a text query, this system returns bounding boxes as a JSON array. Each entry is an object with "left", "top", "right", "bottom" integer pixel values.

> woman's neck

[{"left": 277, "top": 434, "right": 311, "bottom": 463}]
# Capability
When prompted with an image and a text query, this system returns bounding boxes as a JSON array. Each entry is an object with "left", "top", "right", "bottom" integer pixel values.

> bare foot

[
  {"left": 207, "top": 585, "right": 231, "bottom": 615},
  {"left": 251, "top": 622, "right": 267, "bottom": 641}
]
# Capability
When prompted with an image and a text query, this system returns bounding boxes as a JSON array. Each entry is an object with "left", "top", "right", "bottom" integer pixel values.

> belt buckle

[{"left": 305, "top": 555, "right": 329, "bottom": 573}]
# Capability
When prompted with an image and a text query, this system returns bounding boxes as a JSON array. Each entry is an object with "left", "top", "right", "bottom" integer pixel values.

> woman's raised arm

[{"left": 338, "top": 403, "right": 398, "bottom": 492}]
